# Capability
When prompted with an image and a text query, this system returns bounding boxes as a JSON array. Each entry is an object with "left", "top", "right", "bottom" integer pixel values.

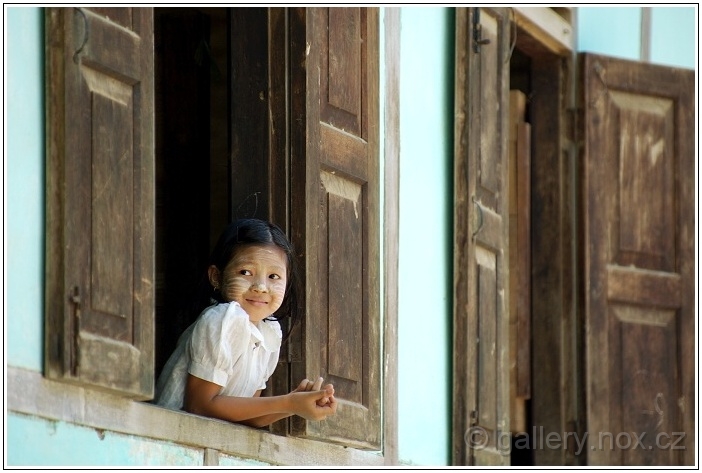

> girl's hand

[
  {"left": 292, "top": 377, "right": 323, "bottom": 393},
  {"left": 293, "top": 377, "right": 334, "bottom": 407},
  {"left": 287, "top": 384, "right": 337, "bottom": 421}
]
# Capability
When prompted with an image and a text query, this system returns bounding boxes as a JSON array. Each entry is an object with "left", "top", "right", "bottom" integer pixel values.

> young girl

[{"left": 155, "top": 218, "right": 337, "bottom": 427}]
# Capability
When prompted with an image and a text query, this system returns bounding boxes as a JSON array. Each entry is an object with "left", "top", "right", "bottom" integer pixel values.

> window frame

[{"left": 41, "top": 5, "right": 400, "bottom": 465}]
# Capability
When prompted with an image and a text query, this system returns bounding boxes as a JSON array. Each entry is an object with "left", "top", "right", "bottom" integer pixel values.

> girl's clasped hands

[{"left": 290, "top": 376, "right": 337, "bottom": 421}]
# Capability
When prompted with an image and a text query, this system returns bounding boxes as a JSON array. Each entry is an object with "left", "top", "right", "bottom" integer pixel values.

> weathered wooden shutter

[
  {"left": 290, "top": 7, "right": 381, "bottom": 449},
  {"left": 45, "top": 7, "right": 155, "bottom": 400},
  {"left": 453, "top": 7, "right": 511, "bottom": 466},
  {"left": 582, "top": 53, "right": 695, "bottom": 465}
]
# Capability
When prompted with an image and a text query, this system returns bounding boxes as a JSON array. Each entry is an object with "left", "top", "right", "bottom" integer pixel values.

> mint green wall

[
  {"left": 7, "top": 7, "right": 45, "bottom": 372},
  {"left": 577, "top": 7, "right": 642, "bottom": 60},
  {"left": 8, "top": 413, "right": 203, "bottom": 466},
  {"left": 650, "top": 7, "right": 696, "bottom": 68},
  {"left": 397, "top": 7, "right": 454, "bottom": 466},
  {"left": 577, "top": 6, "right": 696, "bottom": 69}
]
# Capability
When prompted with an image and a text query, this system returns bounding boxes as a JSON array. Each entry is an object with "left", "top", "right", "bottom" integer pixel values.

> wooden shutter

[
  {"left": 45, "top": 7, "right": 155, "bottom": 400},
  {"left": 290, "top": 7, "right": 381, "bottom": 450},
  {"left": 582, "top": 53, "right": 695, "bottom": 465},
  {"left": 453, "top": 7, "right": 511, "bottom": 466}
]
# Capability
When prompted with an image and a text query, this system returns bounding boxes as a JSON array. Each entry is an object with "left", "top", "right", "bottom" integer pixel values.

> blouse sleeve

[
  {"left": 257, "top": 319, "right": 283, "bottom": 391},
  {"left": 187, "top": 302, "right": 251, "bottom": 387}
]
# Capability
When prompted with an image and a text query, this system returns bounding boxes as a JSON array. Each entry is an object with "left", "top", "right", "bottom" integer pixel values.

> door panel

[
  {"left": 321, "top": 8, "right": 365, "bottom": 136},
  {"left": 582, "top": 53, "right": 694, "bottom": 466},
  {"left": 453, "top": 7, "right": 511, "bottom": 466},
  {"left": 291, "top": 7, "right": 381, "bottom": 450},
  {"left": 45, "top": 7, "right": 155, "bottom": 399}
]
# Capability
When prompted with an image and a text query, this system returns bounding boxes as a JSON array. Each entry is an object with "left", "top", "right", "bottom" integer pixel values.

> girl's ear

[{"left": 208, "top": 265, "right": 221, "bottom": 290}]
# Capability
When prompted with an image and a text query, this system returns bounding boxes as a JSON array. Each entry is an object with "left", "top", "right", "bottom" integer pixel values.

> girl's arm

[
  {"left": 242, "top": 378, "right": 335, "bottom": 427},
  {"left": 184, "top": 374, "right": 337, "bottom": 428},
  {"left": 239, "top": 390, "right": 330, "bottom": 427},
  {"left": 239, "top": 390, "right": 292, "bottom": 428}
]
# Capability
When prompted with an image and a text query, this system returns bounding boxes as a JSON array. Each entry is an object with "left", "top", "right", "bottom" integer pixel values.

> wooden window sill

[{"left": 7, "top": 366, "right": 384, "bottom": 466}]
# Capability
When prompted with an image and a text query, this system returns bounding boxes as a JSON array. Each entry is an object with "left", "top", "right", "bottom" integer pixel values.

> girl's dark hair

[{"left": 190, "top": 218, "right": 302, "bottom": 341}]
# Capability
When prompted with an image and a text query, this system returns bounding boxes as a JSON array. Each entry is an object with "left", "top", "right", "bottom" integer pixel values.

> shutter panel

[
  {"left": 582, "top": 53, "right": 695, "bottom": 466},
  {"left": 453, "top": 7, "right": 511, "bottom": 466},
  {"left": 45, "top": 7, "right": 155, "bottom": 400},
  {"left": 290, "top": 7, "right": 381, "bottom": 449}
]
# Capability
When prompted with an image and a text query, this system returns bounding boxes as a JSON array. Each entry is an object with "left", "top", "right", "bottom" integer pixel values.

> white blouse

[{"left": 155, "top": 301, "right": 282, "bottom": 410}]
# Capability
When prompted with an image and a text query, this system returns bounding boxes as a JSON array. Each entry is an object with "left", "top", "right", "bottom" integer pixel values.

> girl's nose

[{"left": 251, "top": 281, "right": 267, "bottom": 292}]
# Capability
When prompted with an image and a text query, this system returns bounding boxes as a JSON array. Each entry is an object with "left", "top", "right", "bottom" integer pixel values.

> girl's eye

[
  {"left": 239, "top": 269, "right": 252, "bottom": 276},
  {"left": 269, "top": 274, "right": 281, "bottom": 280}
]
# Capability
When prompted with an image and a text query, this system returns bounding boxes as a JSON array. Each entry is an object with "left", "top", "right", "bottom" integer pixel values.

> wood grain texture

[
  {"left": 582, "top": 53, "right": 695, "bottom": 466},
  {"left": 453, "top": 7, "right": 511, "bottom": 466},
  {"left": 292, "top": 7, "right": 381, "bottom": 450},
  {"left": 45, "top": 7, "right": 155, "bottom": 400}
]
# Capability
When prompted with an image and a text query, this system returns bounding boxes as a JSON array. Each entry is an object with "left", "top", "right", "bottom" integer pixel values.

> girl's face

[{"left": 212, "top": 243, "right": 288, "bottom": 324}]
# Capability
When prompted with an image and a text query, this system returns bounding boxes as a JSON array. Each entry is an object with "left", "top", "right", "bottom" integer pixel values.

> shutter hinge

[
  {"left": 471, "top": 196, "right": 484, "bottom": 240},
  {"left": 72, "top": 8, "right": 90, "bottom": 64},
  {"left": 472, "top": 8, "right": 491, "bottom": 53},
  {"left": 70, "top": 286, "right": 81, "bottom": 375},
  {"left": 70, "top": 286, "right": 81, "bottom": 306}
]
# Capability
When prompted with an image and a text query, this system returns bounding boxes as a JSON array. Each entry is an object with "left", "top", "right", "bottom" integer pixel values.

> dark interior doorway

[{"left": 153, "top": 7, "right": 230, "bottom": 378}]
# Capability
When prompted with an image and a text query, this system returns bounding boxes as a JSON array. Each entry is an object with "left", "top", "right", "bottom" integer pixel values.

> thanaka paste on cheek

[{"left": 220, "top": 275, "right": 249, "bottom": 304}]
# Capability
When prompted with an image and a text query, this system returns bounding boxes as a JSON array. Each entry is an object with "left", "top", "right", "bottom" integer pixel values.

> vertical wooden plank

[
  {"left": 382, "top": 6, "right": 400, "bottom": 465},
  {"left": 288, "top": 6, "right": 309, "bottom": 415},
  {"left": 477, "top": 260, "right": 497, "bottom": 432},
  {"left": 90, "top": 90, "right": 134, "bottom": 333},
  {"left": 508, "top": 90, "right": 530, "bottom": 435},
  {"left": 530, "top": 54, "right": 573, "bottom": 466},
  {"left": 292, "top": 7, "right": 381, "bottom": 449},
  {"left": 266, "top": 6, "right": 292, "bottom": 438},
  {"left": 453, "top": 7, "right": 511, "bottom": 466},
  {"left": 287, "top": 7, "right": 308, "bottom": 235},
  {"left": 45, "top": 7, "right": 69, "bottom": 381},
  {"left": 230, "top": 7, "right": 271, "bottom": 219},
  {"left": 515, "top": 121, "right": 531, "bottom": 400},
  {"left": 452, "top": 8, "right": 473, "bottom": 464},
  {"left": 327, "top": 8, "right": 361, "bottom": 126},
  {"left": 326, "top": 176, "right": 363, "bottom": 402},
  {"left": 268, "top": 6, "right": 290, "bottom": 230},
  {"left": 508, "top": 91, "right": 520, "bottom": 434},
  {"left": 205, "top": 7, "right": 231, "bottom": 249}
]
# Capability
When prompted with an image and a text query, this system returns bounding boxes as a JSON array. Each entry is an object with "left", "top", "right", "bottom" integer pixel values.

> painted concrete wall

[
  {"left": 650, "top": 6, "right": 697, "bottom": 69},
  {"left": 397, "top": 7, "right": 454, "bottom": 466},
  {"left": 577, "top": 7, "right": 642, "bottom": 61},
  {"left": 8, "top": 413, "right": 204, "bottom": 466},
  {"left": 577, "top": 6, "right": 696, "bottom": 69},
  {"left": 6, "top": 6, "right": 45, "bottom": 374}
]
